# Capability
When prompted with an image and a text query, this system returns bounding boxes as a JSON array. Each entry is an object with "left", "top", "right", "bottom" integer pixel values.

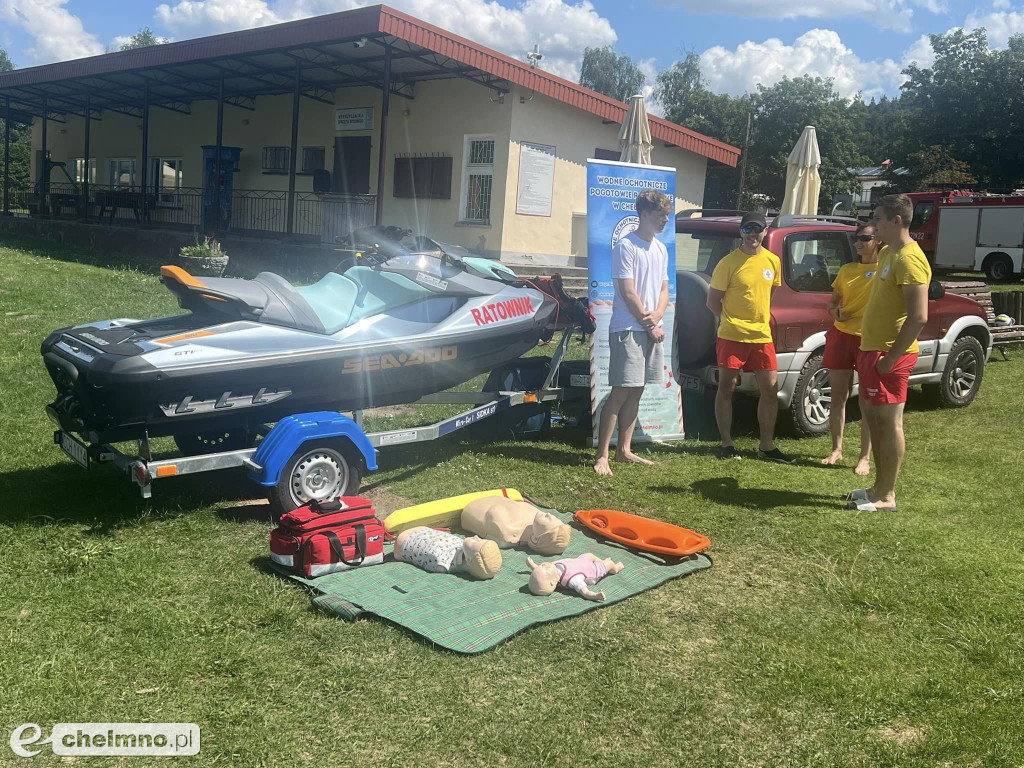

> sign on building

[
  {"left": 335, "top": 107, "right": 374, "bottom": 132},
  {"left": 587, "top": 159, "right": 682, "bottom": 444},
  {"left": 515, "top": 142, "right": 555, "bottom": 217}
]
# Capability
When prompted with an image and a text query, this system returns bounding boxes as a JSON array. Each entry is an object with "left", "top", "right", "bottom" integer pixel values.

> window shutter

[
  {"left": 393, "top": 158, "right": 415, "bottom": 198},
  {"left": 429, "top": 157, "right": 452, "bottom": 199}
]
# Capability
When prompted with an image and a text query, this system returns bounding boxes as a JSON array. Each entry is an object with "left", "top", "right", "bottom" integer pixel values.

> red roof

[{"left": 0, "top": 4, "right": 739, "bottom": 167}]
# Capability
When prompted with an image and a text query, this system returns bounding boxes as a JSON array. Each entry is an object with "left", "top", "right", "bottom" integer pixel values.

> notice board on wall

[{"left": 515, "top": 142, "right": 555, "bottom": 217}]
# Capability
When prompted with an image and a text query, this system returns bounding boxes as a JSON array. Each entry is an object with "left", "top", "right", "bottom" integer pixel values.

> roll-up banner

[{"left": 587, "top": 159, "right": 683, "bottom": 444}]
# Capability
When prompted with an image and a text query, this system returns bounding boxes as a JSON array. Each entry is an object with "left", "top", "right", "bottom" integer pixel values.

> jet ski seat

[{"left": 296, "top": 266, "right": 430, "bottom": 334}]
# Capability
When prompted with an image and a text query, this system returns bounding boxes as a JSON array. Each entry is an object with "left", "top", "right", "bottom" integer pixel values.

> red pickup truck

[{"left": 673, "top": 211, "right": 993, "bottom": 436}]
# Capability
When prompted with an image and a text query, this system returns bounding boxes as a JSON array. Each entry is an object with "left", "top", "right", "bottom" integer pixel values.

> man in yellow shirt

[
  {"left": 706, "top": 211, "right": 793, "bottom": 463},
  {"left": 847, "top": 194, "right": 931, "bottom": 512}
]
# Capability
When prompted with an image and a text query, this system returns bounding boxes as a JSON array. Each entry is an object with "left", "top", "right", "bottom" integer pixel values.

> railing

[{"left": 2, "top": 183, "right": 376, "bottom": 242}]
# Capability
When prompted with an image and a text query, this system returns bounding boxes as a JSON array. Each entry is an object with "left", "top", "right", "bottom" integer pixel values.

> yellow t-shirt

[
  {"left": 709, "top": 248, "right": 782, "bottom": 344},
  {"left": 859, "top": 241, "right": 932, "bottom": 354},
  {"left": 831, "top": 261, "right": 878, "bottom": 336}
]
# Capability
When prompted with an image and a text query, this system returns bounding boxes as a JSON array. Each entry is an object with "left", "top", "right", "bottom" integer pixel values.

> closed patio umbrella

[
  {"left": 618, "top": 94, "right": 652, "bottom": 165},
  {"left": 780, "top": 125, "right": 821, "bottom": 215}
]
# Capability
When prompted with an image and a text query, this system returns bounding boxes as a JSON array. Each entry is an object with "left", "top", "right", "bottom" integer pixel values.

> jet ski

[{"left": 42, "top": 228, "right": 592, "bottom": 446}]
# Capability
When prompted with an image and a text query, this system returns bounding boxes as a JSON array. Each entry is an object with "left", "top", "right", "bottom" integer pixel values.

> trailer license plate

[
  {"left": 678, "top": 373, "right": 704, "bottom": 394},
  {"left": 60, "top": 431, "right": 89, "bottom": 469}
]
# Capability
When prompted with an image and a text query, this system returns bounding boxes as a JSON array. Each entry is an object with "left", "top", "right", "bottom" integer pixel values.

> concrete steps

[{"left": 503, "top": 264, "right": 589, "bottom": 296}]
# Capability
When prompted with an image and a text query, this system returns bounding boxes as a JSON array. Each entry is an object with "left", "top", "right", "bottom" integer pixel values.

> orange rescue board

[{"left": 574, "top": 509, "right": 710, "bottom": 558}]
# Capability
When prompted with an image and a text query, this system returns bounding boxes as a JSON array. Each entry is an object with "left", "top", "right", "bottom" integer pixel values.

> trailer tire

[
  {"left": 268, "top": 440, "right": 362, "bottom": 517},
  {"left": 983, "top": 253, "right": 1013, "bottom": 283},
  {"left": 922, "top": 335, "right": 985, "bottom": 408}
]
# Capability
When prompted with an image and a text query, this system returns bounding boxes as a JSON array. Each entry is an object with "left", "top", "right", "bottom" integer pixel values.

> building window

[
  {"left": 393, "top": 156, "right": 453, "bottom": 200},
  {"left": 69, "top": 158, "right": 96, "bottom": 184},
  {"left": 149, "top": 157, "right": 183, "bottom": 204},
  {"left": 263, "top": 147, "right": 289, "bottom": 173},
  {"left": 594, "top": 148, "right": 620, "bottom": 161},
  {"left": 301, "top": 147, "right": 325, "bottom": 174},
  {"left": 107, "top": 158, "right": 136, "bottom": 188},
  {"left": 459, "top": 135, "right": 495, "bottom": 224}
]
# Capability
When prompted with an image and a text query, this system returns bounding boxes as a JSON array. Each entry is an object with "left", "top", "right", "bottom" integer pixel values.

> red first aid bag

[{"left": 270, "top": 496, "right": 385, "bottom": 578}]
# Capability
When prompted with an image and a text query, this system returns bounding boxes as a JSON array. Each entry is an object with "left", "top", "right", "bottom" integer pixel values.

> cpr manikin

[
  {"left": 461, "top": 497, "right": 571, "bottom": 555},
  {"left": 526, "top": 554, "right": 624, "bottom": 602},
  {"left": 393, "top": 526, "right": 502, "bottom": 579}
]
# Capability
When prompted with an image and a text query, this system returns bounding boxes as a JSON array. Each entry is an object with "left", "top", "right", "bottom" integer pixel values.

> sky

[{"left": 1, "top": 0, "right": 1023, "bottom": 113}]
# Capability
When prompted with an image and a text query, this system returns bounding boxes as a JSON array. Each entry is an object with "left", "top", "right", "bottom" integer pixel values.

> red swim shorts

[
  {"left": 856, "top": 350, "right": 919, "bottom": 405},
  {"left": 822, "top": 326, "right": 861, "bottom": 370},
  {"left": 716, "top": 338, "right": 777, "bottom": 372}
]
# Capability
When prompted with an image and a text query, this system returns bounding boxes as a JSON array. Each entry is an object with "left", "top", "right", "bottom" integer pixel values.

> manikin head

[
  {"left": 526, "top": 557, "right": 560, "bottom": 596},
  {"left": 462, "top": 536, "right": 502, "bottom": 580},
  {"left": 522, "top": 511, "right": 571, "bottom": 555}
]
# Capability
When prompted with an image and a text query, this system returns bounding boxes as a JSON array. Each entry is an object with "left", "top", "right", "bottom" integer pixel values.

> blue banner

[{"left": 587, "top": 160, "right": 683, "bottom": 444}]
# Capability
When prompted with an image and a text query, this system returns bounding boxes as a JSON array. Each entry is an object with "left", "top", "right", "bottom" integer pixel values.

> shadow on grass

[{"left": 651, "top": 476, "right": 837, "bottom": 511}]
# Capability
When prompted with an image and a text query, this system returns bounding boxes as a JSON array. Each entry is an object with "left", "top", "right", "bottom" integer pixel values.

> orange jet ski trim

[{"left": 574, "top": 509, "right": 711, "bottom": 558}]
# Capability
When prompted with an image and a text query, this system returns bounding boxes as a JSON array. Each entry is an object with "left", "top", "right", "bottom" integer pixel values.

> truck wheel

[
  {"left": 923, "top": 335, "right": 985, "bottom": 408},
  {"left": 788, "top": 352, "right": 832, "bottom": 437},
  {"left": 268, "top": 440, "right": 362, "bottom": 517},
  {"left": 984, "top": 253, "right": 1013, "bottom": 283}
]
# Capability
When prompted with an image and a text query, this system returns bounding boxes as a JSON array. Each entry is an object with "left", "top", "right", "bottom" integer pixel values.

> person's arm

[
  {"left": 646, "top": 280, "right": 670, "bottom": 341},
  {"left": 827, "top": 288, "right": 843, "bottom": 322},
  {"left": 707, "top": 287, "right": 725, "bottom": 318},
  {"left": 613, "top": 278, "right": 651, "bottom": 324},
  {"left": 876, "top": 283, "right": 928, "bottom": 373}
]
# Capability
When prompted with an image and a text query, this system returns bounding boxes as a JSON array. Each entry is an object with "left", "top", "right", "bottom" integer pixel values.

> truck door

[{"left": 934, "top": 206, "right": 979, "bottom": 269}]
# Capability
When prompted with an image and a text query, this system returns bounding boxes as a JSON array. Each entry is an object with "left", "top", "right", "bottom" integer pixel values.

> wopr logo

[{"left": 10, "top": 723, "right": 200, "bottom": 757}]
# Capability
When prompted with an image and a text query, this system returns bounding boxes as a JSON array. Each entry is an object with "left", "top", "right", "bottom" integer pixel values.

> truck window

[
  {"left": 911, "top": 201, "right": 934, "bottom": 230},
  {"left": 676, "top": 231, "right": 741, "bottom": 274},
  {"left": 783, "top": 233, "right": 853, "bottom": 293}
]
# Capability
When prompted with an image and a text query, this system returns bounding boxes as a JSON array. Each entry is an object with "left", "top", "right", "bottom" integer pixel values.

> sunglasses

[
  {"left": 854, "top": 234, "right": 875, "bottom": 243},
  {"left": 740, "top": 223, "right": 765, "bottom": 234}
]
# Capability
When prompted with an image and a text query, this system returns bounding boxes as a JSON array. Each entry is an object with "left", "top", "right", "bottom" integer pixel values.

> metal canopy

[{"left": 0, "top": 35, "right": 508, "bottom": 121}]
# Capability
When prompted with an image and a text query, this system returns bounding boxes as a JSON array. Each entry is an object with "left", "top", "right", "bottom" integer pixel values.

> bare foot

[
  {"left": 854, "top": 457, "right": 871, "bottom": 476},
  {"left": 594, "top": 457, "right": 613, "bottom": 476},
  {"left": 821, "top": 449, "right": 843, "bottom": 466},
  {"left": 866, "top": 493, "right": 897, "bottom": 511},
  {"left": 614, "top": 451, "right": 654, "bottom": 466}
]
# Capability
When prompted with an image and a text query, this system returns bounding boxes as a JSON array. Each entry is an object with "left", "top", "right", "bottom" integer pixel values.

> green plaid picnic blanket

[{"left": 271, "top": 507, "right": 711, "bottom": 654}]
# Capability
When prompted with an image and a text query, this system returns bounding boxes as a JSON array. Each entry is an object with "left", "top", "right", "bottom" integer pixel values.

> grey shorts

[{"left": 608, "top": 330, "right": 664, "bottom": 387}]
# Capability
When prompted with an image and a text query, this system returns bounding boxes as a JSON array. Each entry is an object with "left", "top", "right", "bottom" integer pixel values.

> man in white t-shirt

[{"left": 594, "top": 189, "right": 671, "bottom": 476}]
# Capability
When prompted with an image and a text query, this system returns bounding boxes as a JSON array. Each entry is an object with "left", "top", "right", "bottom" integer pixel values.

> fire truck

[{"left": 908, "top": 191, "right": 1024, "bottom": 281}]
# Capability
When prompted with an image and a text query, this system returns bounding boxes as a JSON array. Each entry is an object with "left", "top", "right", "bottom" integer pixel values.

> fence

[{"left": 1, "top": 183, "right": 375, "bottom": 242}]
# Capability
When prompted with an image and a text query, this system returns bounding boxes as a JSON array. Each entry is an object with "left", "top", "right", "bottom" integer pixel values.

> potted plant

[{"left": 178, "top": 234, "right": 229, "bottom": 277}]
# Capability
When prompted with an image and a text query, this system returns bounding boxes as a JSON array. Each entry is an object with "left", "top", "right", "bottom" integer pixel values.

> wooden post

[
  {"left": 735, "top": 111, "right": 751, "bottom": 211},
  {"left": 40, "top": 95, "right": 48, "bottom": 216},
  {"left": 3, "top": 96, "right": 10, "bottom": 216},
  {"left": 140, "top": 81, "right": 150, "bottom": 224},
  {"left": 82, "top": 91, "right": 91, "bottom": 217},
  {"left": 212, "top": 74, "right": 224, "bottom": 233}
]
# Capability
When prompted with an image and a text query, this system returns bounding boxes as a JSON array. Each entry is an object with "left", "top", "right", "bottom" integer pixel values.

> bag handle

[
  {"left": 309, "top": 498, "right": 345, "bottom": 513},
  {"left": 321, "top": 525, "right": 367, "bottom": 566}
]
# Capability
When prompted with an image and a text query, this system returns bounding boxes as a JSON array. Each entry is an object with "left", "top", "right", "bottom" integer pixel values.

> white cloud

[
  {"left": 964, "top": 9, "right": 1024, "bottom": 47},
  {"left": 656, "top": 0, "right": 943, "bottom": 32},
  {"left": 699, "top": 29, "right": 908, "bottom": 100},
  {"left": 0, "top": 0, "right": 104, "bottom": 62},
  {"left": 154, "top": 0, "right": 616, "bottom": 81}
]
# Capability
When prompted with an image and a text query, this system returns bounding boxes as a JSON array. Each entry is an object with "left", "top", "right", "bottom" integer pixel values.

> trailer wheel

[
  {"left": 268, "top": 440, "right": 362, "bottom": 517},
  {"left": 984, "top": 253, "right": 1013, "bottom": 283}
]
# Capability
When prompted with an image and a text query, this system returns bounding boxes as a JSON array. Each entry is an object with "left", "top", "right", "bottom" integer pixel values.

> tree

[
  {"left": 880, "top": 145, "right": 976, "bottom": 193},
  {"left": 579, "top": 46, "right": 646, "bottom": 103},
  {"left": 0, "top": 46, "right": 32, "bottom": 208},
  {"left": 118, "top": 27, "right": 167, "bottom": 51}
]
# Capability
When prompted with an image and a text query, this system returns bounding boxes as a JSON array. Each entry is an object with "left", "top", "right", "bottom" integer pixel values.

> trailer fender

[{"left": 249, "top": 411, "right": 378, "bottom": 487}]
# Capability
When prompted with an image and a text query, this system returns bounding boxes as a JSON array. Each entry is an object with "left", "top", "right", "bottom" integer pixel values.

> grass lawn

[{"left": 1, "top": 237, "right": 1023, "bottom": 767}]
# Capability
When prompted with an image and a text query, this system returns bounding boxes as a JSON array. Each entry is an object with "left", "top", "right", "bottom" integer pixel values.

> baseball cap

[{"left": 740, "top": 211, "right": 767, "bottom": 229}]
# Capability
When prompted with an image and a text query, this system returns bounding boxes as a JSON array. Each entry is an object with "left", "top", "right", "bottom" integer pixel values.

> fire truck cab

[{"left": 909, "top": 191, "right": 1024, "bottom": 282}]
